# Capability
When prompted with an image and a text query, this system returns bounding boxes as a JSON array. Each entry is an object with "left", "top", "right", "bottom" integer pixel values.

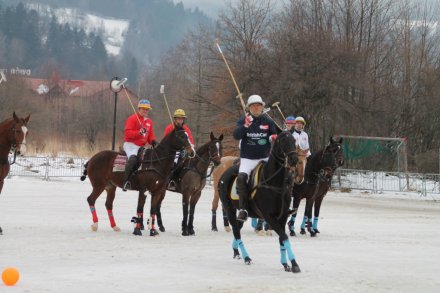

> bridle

[{"left": 1, "top": 121, "right": 27, "bottom": 165}]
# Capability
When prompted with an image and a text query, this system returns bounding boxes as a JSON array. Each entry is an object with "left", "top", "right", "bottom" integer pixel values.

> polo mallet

[
  {"left": 117, "top": 78, "right": 142, "bottom": 126},
  {"left": 160, "top": 85, "right": 174, "bottom": 126},
  {"left": 271, "top": 101, "right": 286, "bottom": 121},
  {"left": 215, "top": 39, "right": 246, "bottom": 116}
]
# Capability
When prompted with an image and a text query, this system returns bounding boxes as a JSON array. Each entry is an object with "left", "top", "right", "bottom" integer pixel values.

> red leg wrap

[
  {"left": 90, "top": 206, "right": 98, "bottom": 223},
  {"left": 107, "top": 210, "right": 116, "bottom": 227}
]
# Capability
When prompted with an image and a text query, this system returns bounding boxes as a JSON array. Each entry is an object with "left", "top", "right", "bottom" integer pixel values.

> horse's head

[
  {"left": 328, "top": 136, "right": 344, "bottom": 167},
  {"left": 272, "top": 131, "right": 298, "bottom": 168},
  {"left": 294, "top": 146, "right": 308, "bottom": 184},
  {"left": 207, "top": 132, "right": 223, "bottom": 166},
  {"left": 9, "top": 112, "right": 30, "bottom": 155},
  {"left": 173, "top": 126, "right": 195, "bottom": 158},
  {"left": 316, "top": 136, "right": 344, "bottom": 180}
]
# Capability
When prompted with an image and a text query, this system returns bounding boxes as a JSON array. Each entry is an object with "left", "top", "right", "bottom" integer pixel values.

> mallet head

[{"left": 160, "top": 85, "right": 165, "bottom": 94}]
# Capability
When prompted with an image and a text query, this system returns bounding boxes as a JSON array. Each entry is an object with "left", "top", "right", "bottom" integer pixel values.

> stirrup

[
  {"left": 237, "top": 209, "right": 248, "bottom": 222},
  {"left": 122, "top": 181, "right": 131, "bottom": 191}
]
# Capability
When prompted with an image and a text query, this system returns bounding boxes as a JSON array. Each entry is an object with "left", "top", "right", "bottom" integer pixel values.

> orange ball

[{"left": 2, "top": 267, "right": 20, "bottom": 286}]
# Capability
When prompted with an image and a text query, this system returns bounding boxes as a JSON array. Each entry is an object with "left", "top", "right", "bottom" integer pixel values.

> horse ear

[
  {"left": 13, "top": 112, "right": 19, "bottom": 122},
  {"left": 219, "top": 134, "right": 224, "bottom": 141},
  {"left": 210, "top": 132, "right": 215, "bottom": 140},
  {"left": 330, "top": 136, "right": 335, "bottom": 144},
  {"left": 24, "top": 114, "right": 30, "bottom": 123},
  {"left": 338, "top": 137, "right": 343, "bottom": 143}
]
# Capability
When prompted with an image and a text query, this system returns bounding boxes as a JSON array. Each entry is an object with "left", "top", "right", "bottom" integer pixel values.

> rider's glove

[
  {"left": 244, "top": 115, "right": 253, "bottom": 128},
  {"left": 139, "top": 128, "right": 146, "bottom": 136}
]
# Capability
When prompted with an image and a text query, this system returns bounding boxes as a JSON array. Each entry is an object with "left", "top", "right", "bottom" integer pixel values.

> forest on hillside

[{"left": 2, "top": 0, "right": 440, "bottom": 173}]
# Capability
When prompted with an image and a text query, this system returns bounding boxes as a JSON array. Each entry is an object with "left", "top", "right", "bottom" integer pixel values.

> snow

[
  {"left": 1, "top": 176, "right": 439, "bottom": 292},
  {"left": 28, "top": 4, "right": 129, "bottom": 56}
]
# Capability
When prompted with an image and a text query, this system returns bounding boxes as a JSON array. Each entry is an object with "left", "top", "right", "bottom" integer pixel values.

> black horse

[
  {"left": 155, "top": 132, "right": 224, "bottom": 236},
  {"left": 288, "top": 137, "right": 344, "bottom": 237},
  {"left": 218, "top": 131, "right": 302, "bottom": 273},
  {"left": 80, "top": 126, "right": 194, "bottom": 236}
]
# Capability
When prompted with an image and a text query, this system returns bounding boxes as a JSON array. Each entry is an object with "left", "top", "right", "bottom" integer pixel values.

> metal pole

[{"left": 112, "top": 91, "right": 118, "bottom": 151}]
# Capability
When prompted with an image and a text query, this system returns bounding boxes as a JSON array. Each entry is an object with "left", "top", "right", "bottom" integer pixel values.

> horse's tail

[{"left": 80, "top": 161, "right": 89, "bottom": 181}]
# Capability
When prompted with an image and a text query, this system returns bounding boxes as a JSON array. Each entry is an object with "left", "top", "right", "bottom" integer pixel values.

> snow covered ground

[{"left": 1, "top": 177, "right": 439, "bottom": 292}]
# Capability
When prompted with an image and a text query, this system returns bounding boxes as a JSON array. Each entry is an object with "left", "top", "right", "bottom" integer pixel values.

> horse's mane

[
  {"left": 196, "top": 140, "right": 210, "bottom": 155},
  {"left": 304, "top": 148, "right": 325, "bottom": 175}
]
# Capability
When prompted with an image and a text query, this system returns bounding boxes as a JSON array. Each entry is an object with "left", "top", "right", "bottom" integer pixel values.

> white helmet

[
  {"left": 246, "top": 95, "right": 265, "bottom": 108},
  {"left": 295, "top": 116, "right": 306, "bottom": 126}
]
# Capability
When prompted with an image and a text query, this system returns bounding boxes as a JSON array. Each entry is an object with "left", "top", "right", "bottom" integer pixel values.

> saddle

[
  {"left": 225, "top": 161, "right": 265, "bottom": 200},
  {"left": 112, "top": 147, "right": 146, "bottom": 172}
]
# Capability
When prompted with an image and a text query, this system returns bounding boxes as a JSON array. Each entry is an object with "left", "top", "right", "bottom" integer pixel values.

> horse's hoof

[
  {"left": 283, "top": 263, "right": 291, "bottom": 272},
  {"left": 0, "top": 226, "right": 3, "bottom": 235},
  {"left": 182, "top": 230, "right": 189, "bottom": 236},
  {"left": 149, "top": 229, "right": 159, "bottom": 237},
  {"left": 188, "top": 228, "right": 195, "bottom": 236},
  {"left": 265, "top": 230, "right": 273, "bottom": 236},
  {"left": 133, "top": 228, "right": 142, "bottom": 236},
  {"left": 91, "top": 223, "right": 98, "bottom": 232},
  {"left": 112, "top": 225, "right": 121, "bottom": 232},
  {"left": 140, "top": 223, "right": 145, "bottom": 231},
  {"left": 244, "top": 256, "right": 252, "bottom": 265},
  {"left": 315, "top": 229, "right": 320, "bottom": 233},
  {"left": 310, "top": 232, "right": 317, "bottom": 237},
  {"left": 224, "top": 226, "right": 231, "bottom": 232},
  {"left": 159, "top": 226, "right": 165, "bottom": 232},
  {"left": 211, "top": 226, "right": 218, "bottom": 232},
  {"left": 300, "top": 228, "right": 306, "bottom": 235},
  {"left": 291, "top": 260, "right": 301, "bottom": 273},
  {"left": 289, "top": 230, "right": 296, "bottom": 237},
  {"left": 233, "top": 249, "right": 241, "bottom": 259},
  {"left": 255, "top": 229, "right": 265, "bottom": 236}
]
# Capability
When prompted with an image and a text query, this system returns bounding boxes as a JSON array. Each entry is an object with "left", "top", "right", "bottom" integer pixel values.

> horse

[
  {"left": 155, "top": 132, "right": 224, "bottom": 236},
  {"left": 218, "top": 131, "right": 302, "bottom": 273},
  {"left": 288, "top": 136, "right": 345, "bottom": 237},
  {"left": 80, "top": 126, "right": 195, "bottom": 236},
  {"left": 211, "top": 147, "right": 308, "bottom": 233},
  {"left": 0, "top": 112, "right": 30, "bottom": 235}
]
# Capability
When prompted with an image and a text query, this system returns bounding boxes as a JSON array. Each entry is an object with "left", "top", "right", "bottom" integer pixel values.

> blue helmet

[
  {"left": 285, "top": 116, "right": 296, "bottom": 123},
  {"left": 138, "top": 99, "right": 151, "bottom": 109}
]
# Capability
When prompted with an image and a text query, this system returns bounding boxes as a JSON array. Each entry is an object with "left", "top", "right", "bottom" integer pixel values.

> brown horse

[
  {"left": 80, "top": 126, "right": 194, "bottom": 236},
  {"left": 0, "top": 112, "right": 30, "bottom": 235},
  {"left": 155, "top": 132, "right": 224, "bottom": 236},
  {"left": 211, "top": 147, "right": 308, "bottom": 232},
  {"left": 288, "top": 137, "right": 344, "bottom": 237}
]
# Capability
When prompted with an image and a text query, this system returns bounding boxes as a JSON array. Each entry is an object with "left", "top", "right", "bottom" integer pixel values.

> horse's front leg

[
  {"left": 312, "top": 194, "right": 325, "bottom": 234},
  {"left": 132, "top": 190, "right": 147, "bottom": 236},
  {"left": 289, "top": 196, "right": 301, "bottom": 236},
  {"left": 187, "top": 190, "right": 202, "bottom": 236},
  {"left": 105, "top": 186, "right": 120, "bottom": 232},
  {"left": 181, "top": 193, "right": 190, "bottom": 236},
  {"left": 156, "top": 190, "right": 166, "bottom": 232},
  {"left": 301, "top": 197, "right": 316, "bottom": 236},
  {"left": 148, "top": 189, "right": 164, "bottom": 237},
  {"left": 263, "top": 213, "right": 301, "bottom": 274}
]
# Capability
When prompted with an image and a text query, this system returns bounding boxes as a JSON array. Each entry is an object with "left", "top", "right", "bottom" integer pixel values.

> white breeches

[{"left": 239, "top": 157, "right": 268, "bottom": 176}]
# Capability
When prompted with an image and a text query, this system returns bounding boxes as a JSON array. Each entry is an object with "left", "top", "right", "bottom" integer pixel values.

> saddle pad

[
  {"left": 230, "top": 161, "right": 264, "bottom": 200},
  {"left": 113, "top": 155, "right": 127, "bottom": 172},
  {"left": 249, "top": 161, "right": 265, "bottom": 198}
]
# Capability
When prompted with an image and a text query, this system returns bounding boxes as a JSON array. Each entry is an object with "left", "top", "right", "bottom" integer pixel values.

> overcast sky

[{"left": 177, "top": 0, "right": 225, "bottom": 17}]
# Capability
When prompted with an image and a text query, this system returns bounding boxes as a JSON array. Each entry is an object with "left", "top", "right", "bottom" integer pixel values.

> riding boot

[
  {"left": 236, "top": 172, "right": 249, "bottom": 222},
  {"left": 123, "top": 155, "right": 138, "bottom": 191}
]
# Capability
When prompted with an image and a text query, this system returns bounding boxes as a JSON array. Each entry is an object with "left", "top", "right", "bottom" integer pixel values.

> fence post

[{"left": 44, "top": 156, "right": 49, "bottom": 181}]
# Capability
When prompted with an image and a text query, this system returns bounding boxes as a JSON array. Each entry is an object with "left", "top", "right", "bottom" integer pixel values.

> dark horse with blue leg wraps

[{"left": 218, "top": 131, "right": 303, "bottom": 273}]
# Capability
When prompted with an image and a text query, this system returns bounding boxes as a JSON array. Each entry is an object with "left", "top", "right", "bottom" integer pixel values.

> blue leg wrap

[
  {"left": 280, "top": 244, "right": 287, "bottom": 264},
  {"left": 282, "top": 239, "right": 296, "bottom": 261},
  {"left": 312, "top": 217, "right": 319, "bottom": 230},
  {"left": 232, "top": 239, "right": 239, "bottom": 249},
  {"left": 300, "top": 216, "right": 307, "bottom": 229},
  {"left": 236, "top": 239, "right": 249, "bottom": 259},
  {"left": 290, "top": 215, "right": 296, "bottom": 222},
  {"left": 251, "top": 217, "right": 257, "bottom": 228}
]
